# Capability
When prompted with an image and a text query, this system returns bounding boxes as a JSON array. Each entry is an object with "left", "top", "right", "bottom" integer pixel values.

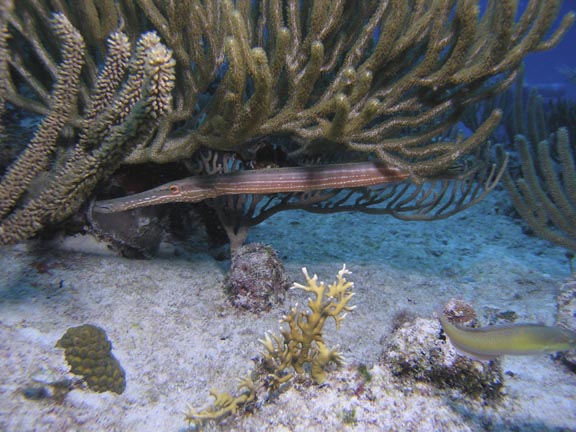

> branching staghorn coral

[
  {"left": 186, "top": 265, "right": 355, "bottom": 427},
  {"left": 260, "top": 265, "right": 355, "bottom": 386},
  {"left": 5, "top": 1, "right": 574, "bottom": 175},
  {"left": 0, "top": 12, "right": 175, "bottom": 244}
]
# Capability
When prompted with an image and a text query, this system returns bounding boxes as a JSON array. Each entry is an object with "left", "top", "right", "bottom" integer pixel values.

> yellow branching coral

[
  {"left": 261, "top": 265, "right": 355, "bottom": 387},
  {"left": 185, "top": 377, "right": 256, "bottom": 425},
  {"left": 186, "top": 265, "right": 356, "bottom": 428}
]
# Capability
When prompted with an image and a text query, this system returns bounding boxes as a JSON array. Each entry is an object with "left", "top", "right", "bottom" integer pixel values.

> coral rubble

[
  {"left": 382, "top": 303, "right": 503, "bottom": 400},
  {"left": 556, "top": 279, "right": 576, "bottom": 373}
]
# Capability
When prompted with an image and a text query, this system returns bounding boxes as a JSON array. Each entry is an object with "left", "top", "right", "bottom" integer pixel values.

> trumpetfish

[{"left": 92, "top": 161, "right": 410, "bottom": 213}]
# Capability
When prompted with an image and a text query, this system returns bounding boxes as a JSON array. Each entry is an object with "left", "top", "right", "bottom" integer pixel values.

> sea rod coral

[
  {"left": 0, "top": 0, "right": 573, "bottom": 246},
  {"left": 0, "top": 5, "right": 176, "bottom": 244}
]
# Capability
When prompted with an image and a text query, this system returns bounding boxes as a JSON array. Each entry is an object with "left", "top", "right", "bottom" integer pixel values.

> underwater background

[
  {"left": 1, "top": 1, "right": 576, "bottom": 431},
  {"left": 522, "top": 0, "right": 576, "bottom": 100}
]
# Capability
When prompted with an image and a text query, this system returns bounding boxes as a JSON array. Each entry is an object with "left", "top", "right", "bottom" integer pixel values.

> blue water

[{"left": 523, "top": 1, "right": 576, "bottom": 100}]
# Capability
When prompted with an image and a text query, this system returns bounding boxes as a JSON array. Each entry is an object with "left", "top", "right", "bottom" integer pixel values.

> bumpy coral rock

[
  {"left": 88, "top": 205, "right": 163, "bottom": 258},
  {"left": 556, "top": 280, "right": 576, "bottom": 372},
  {"left": 381, "top": 312, "right": 503, "bottom": 400},
  {"left": 56, "top": 324, "right": 126, "bottom": 394},
  {"left": 442, "top": 298, "right": 478, "bottom": 327},
  {"left": 225, "top": 243, "right": 289, "bottom": 312}
]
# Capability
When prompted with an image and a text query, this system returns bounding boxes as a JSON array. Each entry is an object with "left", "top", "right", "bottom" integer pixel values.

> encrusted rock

[
  {"left": 556, "top": 279, "right": 576, "bottom": 373},
  {"left": 381, "top": 309, "right": 503, "bottom": 400},
  {"left": 225, "top": 243, "right": 289, "bottom": 312},
  {"left": 442, "top": 298, "right": 478, "bottom": 327},
  {"left": 88, "top": 204, "right": 163, "bottom": 258}
]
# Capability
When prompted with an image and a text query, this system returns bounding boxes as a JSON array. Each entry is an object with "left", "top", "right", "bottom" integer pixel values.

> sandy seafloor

[{"left": 0, "top": 188, "right": 575, "bottom": 432}]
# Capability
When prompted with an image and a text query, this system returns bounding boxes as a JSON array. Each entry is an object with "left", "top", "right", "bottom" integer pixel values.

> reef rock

[
  {"left": 225, "top": 243, "right": 289, "bottom": 312},
  {"left": 381, "top": 311, "right": 503, "bottom": 400}
]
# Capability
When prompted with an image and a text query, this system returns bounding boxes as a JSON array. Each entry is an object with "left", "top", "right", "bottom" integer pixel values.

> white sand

[{"left": 1, "top": 189, "right": 575, "bottom": 431}]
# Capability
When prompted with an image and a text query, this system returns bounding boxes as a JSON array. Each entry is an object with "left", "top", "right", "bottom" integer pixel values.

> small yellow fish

[{"left": 439, "top": 314, "right": 576, "bottom": 361}]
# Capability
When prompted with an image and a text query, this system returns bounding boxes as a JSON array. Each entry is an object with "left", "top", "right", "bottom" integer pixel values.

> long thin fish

[
  {"left": 440, "top": 314, "right": 576, "bottom": 361},
  {"left": 93, "top": 161, "right": 409, "bottom": 213}
]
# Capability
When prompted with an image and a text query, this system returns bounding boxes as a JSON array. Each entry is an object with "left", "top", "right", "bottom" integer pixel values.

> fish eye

[{"left": 169, "top": 184, "right": 180, "bottom": 195}]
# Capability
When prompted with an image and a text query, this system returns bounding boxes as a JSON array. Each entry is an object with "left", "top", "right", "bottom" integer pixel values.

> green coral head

[{"left": 56, "top": 324, "right": 126, "bottom": 394}]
